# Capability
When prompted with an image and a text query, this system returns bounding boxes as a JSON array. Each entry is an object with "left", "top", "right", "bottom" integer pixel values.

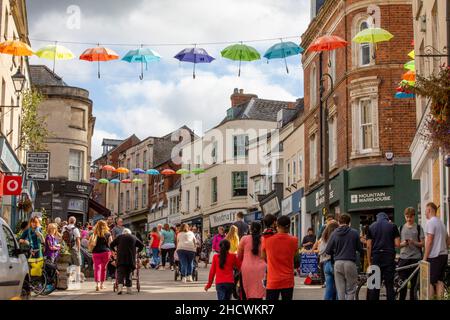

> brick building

[{"left": 301, "top": 0, "right": 420, "bottom": 232}]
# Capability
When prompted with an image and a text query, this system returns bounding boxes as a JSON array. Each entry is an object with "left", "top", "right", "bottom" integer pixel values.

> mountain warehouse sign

[{"left": 348, "top": 188, "right": 394, "bottom": 211}]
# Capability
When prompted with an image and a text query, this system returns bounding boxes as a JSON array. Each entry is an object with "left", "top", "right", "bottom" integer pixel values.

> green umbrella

[
  {"left": 352, "top": 27, "right": 393, "bottom": 44},
  {"left": 221, "top": 42, "right": 261, "bottom": 77},
  {"left": 176, "top": 168, "right": 190, "bottom": 175},
  {"left": 132, "top": 178, "right": 144, "bottom": 183},
  {"left": 98, "top": 178, "right": 109, "bottom": 184},
  {"left": 191, "top": 168, "right": 206, "bottom": 174},
  {"left": 404, "top": 60, "right": 415, "bottom": 71}
]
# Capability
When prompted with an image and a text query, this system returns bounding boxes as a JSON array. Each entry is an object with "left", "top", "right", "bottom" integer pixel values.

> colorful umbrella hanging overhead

[
  {"left": 98, "top": 178, "right": 109, "bottom": 184},
  {"left": 221, "top": 42, "right": 261, "bottom": 77},
  {"left": 176, "top": 168, "right": 190, "bottom": 175},
  {"left": 132, "top": 178, "right": 144, "bottom": 183},
  {"left": 79, "top": 45, "right": 119, "bottom": 78},
  {"left": 161, "top": 169, "right": 176, "bottom": 175},
  {"left": 0, "top": 40, "right": 33, "bottom": 56},
  {"left": 146, "top": 169, "right": 160, "bottom": 175},
  {"left": 408, "top": 50, "right": 415, "bottom": 59},
  {"left": 191, "top": 168, "right": 206, "bottom": 174},
  {"left": 395, "top": 92, "right": 415, "bottom": 99},
  {"left": 307, "top": 35, "right": 348, "bottom": 52},
  {"left": 121, "top": 179, "right": 132, "bottom": 184},
  {"left": 115, "top": 167, "right": 130, "bottom": 174},
  {"left": 101, "top": 165, "right": 116, "bottom": 171},
  {"left": 352, "top": 27, "right": 394, "bottom": 44},
  {"left": 404, "top": 60, "right": 415, "bottom": 71},
  {"left": 263, "top": 41, "right": 304, "bottom": 74},
  {"left": 122, "top": 46, "right": 161, "bottom": 80},
  {"left": 132, "top": 168, "right": 146, "bottom": 174},
  {"left": 110, "top": 179, "right": 121, "bottom": 184},
  {"left": 174, "top": 46, "right": 215, "bottom": 79},
  {"left": 402, "top": 70, "right": 416, "bottom": 82},
  {"left": 35, "top": 43, "right": 75, "bottom": 73}
]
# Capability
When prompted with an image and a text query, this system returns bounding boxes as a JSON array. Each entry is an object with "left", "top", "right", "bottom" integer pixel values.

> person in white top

[
  {"left": 176, "top": 223, "right": 197, "bottom": 283},
  {"left": 423, "top": 202, "right": 449, "bottom": 300}
]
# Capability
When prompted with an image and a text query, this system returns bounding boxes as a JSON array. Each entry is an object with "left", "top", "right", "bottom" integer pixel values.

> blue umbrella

[
  {"left": 122, "top": 46, "right": 161, "bottom": 80},
  {"left": 395, "top": 92, "right": 415, "bottom": 99},
  {"left": 110, "top": 179, "right": 121, "bottom": 184},
  {"left": 146, "top": 169, "right": 160, "bottom": 175},
  {"left": 132, "top": 168, "right": 146, "bottom": 174},
  {"left": 263, "top": 41, "right": 304, "bottom": 74},
  {"left": 174, "top": 46, "right": 215, "bottom": 79}
]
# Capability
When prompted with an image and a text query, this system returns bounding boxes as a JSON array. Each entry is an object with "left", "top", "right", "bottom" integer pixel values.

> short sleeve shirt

[
  {"left": 425, "top": 217, "right": 448, "bottom": 258},
  {"left": 399, "top": 223, "right": 424, "bottom": 259}
]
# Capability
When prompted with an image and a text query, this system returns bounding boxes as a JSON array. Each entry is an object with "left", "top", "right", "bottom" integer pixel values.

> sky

[{"left": 27, "top": 0, "right": 311, "bottom": 160}]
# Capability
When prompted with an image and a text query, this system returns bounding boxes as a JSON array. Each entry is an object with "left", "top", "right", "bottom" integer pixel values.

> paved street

[{"left": 34, "top": 266, "right": 323, "bottom": 300}]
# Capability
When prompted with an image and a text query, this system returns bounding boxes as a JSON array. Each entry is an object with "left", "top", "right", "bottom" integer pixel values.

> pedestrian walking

[
  {"left": 261, "top": 216, "right": 298, "bottom": 301},
  {"left": 423, "top": 202, "right": 450, "bottom": 300},
  {"left": 262, "top": 214, "right": 277, "bottom": 238},
  {"left": 89, "top": 220, "right": 112, "bottom": 291},
  {"left": 110, "top": 228, "right": 144, "bottom": 295},
  {"left": 233, "top": 211, "right": 249, "bottom": 239},
  {"left": 176, "top": 223, "right": 197, "bottom": 282},
  {"left": 212, "top": 227, "right": 226, "bottom": 253},
  {"left": 318, "top": 221, "right": 339, "bottom": 300},
  {"left": 325, "top": 214, "right": 363, "bottom": 300},
  {"left": 366, "top": 212, "right": 400, "bottom": 301},
  {"left": 192, "top": 226, "right": 202, "bottom": 263},
  {"left": 160, "top": 224, "right": 176, "bottom": 271},
  {"left": 62, "top": 216, "right": 82, "bottom": 283},
  {"left": 44, "top": 223, "right": 61, "bottom": 263},
  {"left": 111, "top": 218, "right": 125, "bottom": 240},
  {"left": 205, "top": 239, "right": 241, "bottom": 300},
  {"left": 237, "top": 221, "right": 266, "bottom": 300},
  {"left": 398, "top": 207, "right": 424, "bottom": 300},
  {"left": 225, "top": 225, "right": 239, "bottom": 254},
  {"left": 149, "top": 227, "right": 161, "bottom": 268}
]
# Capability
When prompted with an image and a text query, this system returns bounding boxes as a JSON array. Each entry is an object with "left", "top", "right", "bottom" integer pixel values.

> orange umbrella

[
  {"left": 0, "top": 40, "right": 33, "bottom": 56},
  {"left": 161, "top": 169, "right": 176, "bottom": 175},
  {"left": 101, "top": 165, "right": 116, "bottom": 171},
  {"left": 402, "top": 70, "right": 416, "bottom": 82},
  {"left": 307, "top": 35, "right": 348, "bottom": 52},
  {"left": 115, "top": 167, "right": 129, "bottom": 174},
  {"left": 79, "top": 45, "right": 119, "bottom": 78}
]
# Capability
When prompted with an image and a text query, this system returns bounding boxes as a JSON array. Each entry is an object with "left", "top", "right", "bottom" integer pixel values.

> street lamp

[{"left": 12, "top": 67, "right": 26, "bottom": 95}]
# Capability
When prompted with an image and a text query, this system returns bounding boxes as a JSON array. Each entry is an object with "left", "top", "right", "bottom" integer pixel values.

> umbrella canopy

[
  {"left": 79, "top": 46, "right": 119, "bottom": 78},
  {"left": 221, "top": 43, "right": 261, "bottom": 77},
  {"left": 115, "top": 167, "right": 129, "bottom": 174},
  {"left": 161, "top": 169, "right": 176, "bottom": 175},
  {"left": 0, "top": 40, "right": 33, "bottom": 56},
  {"left": 395, "top": 92, "right": 415, "bottom": 99},
  {"left": 408, "top": 50, "right": 415, "bottom": 59},
  {"left": 404, "top": 60, "right": 415, "bottom": 71},
  {"left": 263, "top": 41, "right": 304, "bottom": 74},
  {"left": 110, "top": 179, "right": 121, "bottom": 184},
  {"left": 402, "top": 70, "right": 416, "bottom": 82},
  {"left": 191, "top": 168, "right": 206, "bottom": 174},
  {"left": 132, "top": 168, "right": 146, "bottom": 174},
  {"left": 174, "top": 47, "right": 215, "bottom": 79},
  {"left": 101, "top": 165, "right": 116, "bottom": 171},
  {"left": 121, "top": 179, "right": 132, "bottom": 184},
  {"left": 307, "top": 35, "right": 348, "bottom": 52},
  {"left": 176, "top": 168, "right": 190, "bottom": 175},
  {"left": 352, "top": 27, "right": 394, "bottom": 44},
  {"left": 146, "top": 169, "right": 160, "bottom": 175},
  {"left": 35, "top": 44, "right": 75, "bottom": 73},
  {"left": 399, "top": 79, "right": 415, "bottom": 86},
  {"left": 122, "top": 47, "right": 161, "bottom": 80},
  {"left": 132, "top": 178, "right": 144, "bottom": 183},
  {"left": 98, "top": 178, "right": 109, "bottom": 184}
]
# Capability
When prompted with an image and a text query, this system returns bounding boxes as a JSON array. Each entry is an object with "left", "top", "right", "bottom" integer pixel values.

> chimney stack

[{"left": 230, "top": 88, "right": 258, "bottom": 107}]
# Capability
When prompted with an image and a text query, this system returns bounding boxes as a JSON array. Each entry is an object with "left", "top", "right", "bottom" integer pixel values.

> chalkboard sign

[{"left": 300, "top": 253, "right": 319, "bottom": 276}]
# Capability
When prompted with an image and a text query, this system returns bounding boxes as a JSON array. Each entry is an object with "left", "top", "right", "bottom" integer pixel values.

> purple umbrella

[{"left": 174, "top": 46, "right": 215, "bottom": 79}]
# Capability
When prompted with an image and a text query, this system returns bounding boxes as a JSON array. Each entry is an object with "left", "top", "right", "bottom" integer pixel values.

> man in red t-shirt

[{"left": 262, "top": 215, "right": 298, "bottom": 300}]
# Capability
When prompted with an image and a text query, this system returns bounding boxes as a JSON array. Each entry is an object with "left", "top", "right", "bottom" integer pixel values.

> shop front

[
  {"left": 148, "top": 217, "right": 168, "bottom": 231},
  {"left": 208, "top": 209, "right": 247, "bottom": 233},
  {"left": 281, "top": 188, "right": 304, "bottom": 243},
  {"left": 244, "top": 210, "right": 263, "bottom": 224},
  {"left": 167, "top": 213, "right": 182, "bottom": 226},
  {"left": 123, "top": 210, "right": 148, "bottom": 236},
  {"left": 182, "top": 215, "right": 203, "bottom": 231}
]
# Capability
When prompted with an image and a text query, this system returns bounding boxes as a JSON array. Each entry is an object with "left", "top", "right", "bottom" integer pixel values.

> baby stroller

[
  {"left": 174, "top": 250, "right": 199, "bottom": 281},
  {"left": 113, "top": 250, "right": 141, "bottom": 293}
]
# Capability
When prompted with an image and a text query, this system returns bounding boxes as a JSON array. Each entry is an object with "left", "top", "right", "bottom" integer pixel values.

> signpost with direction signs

[{"left": 26, "top": 152, "right": 50, "bottom": 180}]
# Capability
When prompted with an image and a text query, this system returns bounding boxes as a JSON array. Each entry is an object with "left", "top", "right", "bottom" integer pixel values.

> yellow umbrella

[
  {"left": 35, "top": 44, "right": 74, "bottom": 73},
  {"left": 408, "top": 50, "right": 415, "bottom": 59},
  {"left": 0, "top": 40, "right": 33, "bottom": 56}
]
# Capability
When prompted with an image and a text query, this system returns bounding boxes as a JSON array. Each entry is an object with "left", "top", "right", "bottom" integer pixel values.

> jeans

[
  {"left": 266, "top": 288, "right": 294, "bottom": 301},
  {"left": 367, "top": 253, "right": 396, "bottom": 301},
  {"left": 151, "top": 248, "right": 160, "bottom": 266},
  {"left": 334, "top": 260, "right": 358, "bottom": 300},
  {"left": 324, "top": 260, "right": 338, "bottom": 300},
  {"left": 117, "top": 265, "right": 132, "bottom": 287},
  {"left": 92, "top": 251, "right": 111, "bottom": 283},
  {"left": 161, "top": 248, "right": 175, "bottom": 267},
  {"left": 177, "top": 250, "right": 195, "bottom": 277},
  {"left": 216, "top": 283, "right": 234, "bottom": 300},
  {"left": 398, "top": 258, "right": 420, "bottom": 300}
]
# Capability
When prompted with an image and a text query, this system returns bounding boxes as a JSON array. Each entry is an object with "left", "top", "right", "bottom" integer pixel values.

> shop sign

[
  {"left": 0, "top": 137, "right": 21, "bottom": 173},
  {"left": 26, "top": 152, "right": 50, "bottom": 180},
  {"left": 262, "top": 197, "right": 280, "bottom": 215},
  {"left": 300, "top": 252, "right": 319, "bottom": 276},
  {"left": 209, "top": 209, "right": 246, "bottom": 228},
  {"left": 2, "top": 176, "right": 22, "bottom": 195},
  {"left": 68, "top": 198, "right": 85, "bottom": 212},
  {"left": 281, "top": 196, "right": 292, "bottom": 216},
  {"left": 348, "top": 188, "right": 394, "bottom": 210},
  {"left": 315, "top": 187, "right": 336, "bottom": 208}
]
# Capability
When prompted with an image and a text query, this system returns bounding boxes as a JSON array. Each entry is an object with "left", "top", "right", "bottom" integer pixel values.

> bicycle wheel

[{"left": 29, "top": 272, "right": 47, "bottom": 296}]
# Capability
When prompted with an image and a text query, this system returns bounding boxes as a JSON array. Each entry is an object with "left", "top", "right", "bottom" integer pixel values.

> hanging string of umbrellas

[
  {"left": 396, "top": 41, "right": 416, "bottom": 99},
  {"left": 91, "top": 165, "right": 206, "bottom": 185}
]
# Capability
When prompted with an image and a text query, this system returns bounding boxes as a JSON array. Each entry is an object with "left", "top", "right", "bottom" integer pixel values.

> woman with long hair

[
  {"left": 19, "top": 216, "right": 44, "bottom": 258},
  {"left": 176, "top": 223, "right": 197, "bottom": 282},
  {"left": 44, "top": 223, "right": 61, "bottom": 263},
  {"left": 205, "top": 239, "right": 241, "bottom": 300},
  {"left": 225, "top": 225, "right": 239, "bottom": 254},
  {"left": 237, "top": 221, "right": 266, "bottom": 299},
  {"left": 319, "top": 221, "right": 339, "bottom": 300},
  {"left": 89, "top": 220, "right": 112, "bottom": 291}
]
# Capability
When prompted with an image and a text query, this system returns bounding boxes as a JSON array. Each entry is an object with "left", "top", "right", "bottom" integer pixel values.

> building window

[
  {"left": 310, "top": 64, "right": 317, "bottom": 107},
  {"left": 298, "top": 153, "right": 303, "bottom": 180},
  {"left": 153, "top": 177, "right": 158, "bottom": 194},
  {"left": 195, "top": 186, "right": 200, "bottom": 208},
  {"left": 143, "top": 150, "right": 147, "bottom": 170},
  {"left": 120, "top": 193, "right": 124, "bottom": 213},
  {"left": 329, "top": 116, "right": 337, "bottom": 166},
  {"left": 232, "top": 171, "right": 248, "bottom": 197},
  {"left": 359, "top": 99, "right": 373, "bottom": 152},
  {"left": 233, "top": 134, "right": 249, "bottom": 158},
  {"left": 359, "top": 21, "right": 371, "bottom": 66},
  {"left": 159, "top": 176, "right": 165, "bottom": 192},
  {"left": 211, "top": 177, "right": 218, "bottom": 203},
  {"left": 211, "top": 140, "right": 218, "bottom": 164},
  {"left": 309, "top": 134, "right": 317, "bottom": 180},
  {"left": 126, "top": 191, "right": 130, "bottom": 211},
  {"left": 293, "top": 159, "right": 297, "bottom": 182},
  {"left": 127, "top": 158, "right": 131, "bottom": 171},
  {"left": 186, "top": 190, "right": 190, "bottom": 212},
  {"left": 69, "top": 149, "right": 83, "bottom": 181},
  {"left": 286, "top": 161, "right": 291, "bottom": 186},
  {"left": 134, "top": 187, "right": 139, "bottom": 210},
  {"left": 142, "top": 184, "right": 147, "bottom": 207},
  {"left": 70, "top": 107, "right": 85, "bottom": 129},
  {"left": 136, "top": 153, "right": 140, "bottom": 169}
]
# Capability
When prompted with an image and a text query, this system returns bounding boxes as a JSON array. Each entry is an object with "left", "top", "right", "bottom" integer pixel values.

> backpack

[{"left": 62, "top": 225, "right": 77, "bottom": 248}]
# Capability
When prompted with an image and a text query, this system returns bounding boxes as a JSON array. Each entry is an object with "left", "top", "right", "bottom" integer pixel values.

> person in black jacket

[
  {"left": 325, "top": 214, "right": 363, "bottom": 300},
  {"left": 110, "top": 228, "right": 144, "bottom": 295}
]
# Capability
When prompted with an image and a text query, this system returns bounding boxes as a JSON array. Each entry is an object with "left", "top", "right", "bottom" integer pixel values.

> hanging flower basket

[{"left": 17, "top": 198, "right": 33, "bottom": 213}]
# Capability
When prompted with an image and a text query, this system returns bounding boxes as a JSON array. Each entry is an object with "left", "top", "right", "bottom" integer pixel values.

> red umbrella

[
  {"left": 307, "top": 35, "right": 348, "bottom": 52},
  {"left": 161, "top": 169, "right": 176, "bottom": 176},
  {"left": 79, "top": 45, "right": 119, "bottom": 78},
  {"left": 121, "top": 179, "right": 132, "bottom": 184},
  {"left": 101, "top": 165, "right": 116, "bottom": 171}
]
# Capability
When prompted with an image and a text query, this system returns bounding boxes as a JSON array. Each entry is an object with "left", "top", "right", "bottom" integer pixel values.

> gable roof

[{"left": 29, "top": 65, "right": 67, "bottom": 86}]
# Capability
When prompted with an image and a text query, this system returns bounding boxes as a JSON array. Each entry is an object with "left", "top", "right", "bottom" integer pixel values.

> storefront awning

[
  {"left": 88, "top": 198, "right": 111, "bottom": 217},
  {"left": 158, "top": 200, "right": 164, "bottom": 208}
]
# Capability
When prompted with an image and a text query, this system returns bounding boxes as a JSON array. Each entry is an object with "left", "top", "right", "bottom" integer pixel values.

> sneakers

[
  {"left": 170, "top": 266, "right": 174, "bottom": 271},
  {"left": 187, "top": 276, "right": 193, "bottom": 282},
  {"left": 182, "top": 277, "right": 187, "bottom": 283},
  {"left": 158, "top": 266, "right": 165, "bottom": 271},
  {"left": 117, "top": 284, "right": 123, "bottom": 295}
]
